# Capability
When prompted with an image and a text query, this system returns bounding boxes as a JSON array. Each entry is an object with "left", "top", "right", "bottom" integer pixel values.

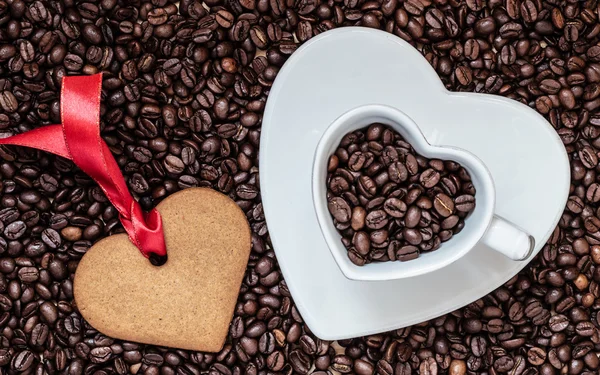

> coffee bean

[
  {"left": 540, "top": 79, "right": 561, "bottom": 94},
  {"left": 332, "top": 355, "right": 353, "bottom": 373},
  {"left": 376, "top": 360, "right": 393, "bottom": 375},
  {"left": 298, "top": 335, "right": 317, "bottom": 355},
  {"left": 30, "top": 323, "right": 49, "bottom": 346},
  {"left": 4, "top": 220, "right": 25, "bottom": 239},
  {"left": 346, "top": 248, "right": 364, "bottom": 265},
  {"left": 64, "top": 54, "right": 83, "bottom": 71},
  {"left": 148, "top": 8, "right": 168, "bottom": 25},
  {"left": 420, "top": 168, "right": 440, "bottom": 188},
  {"left": 434, "top": 193, "right": 454, "bottom": 217},
  {"left": 0, "top": 348, "right": 10, "bottom": 366},
  {"left": 404, "top": 206, "right": 421, "bottom": 228},
  {"left": 579, "top": 146, "right": 598, "bottom": 169},
  {"left": 41, "top": 228, "right": 61, "bottom": 249},
  {"left": 90, "top": 347, "right": 112, "bottom": 364},
  {"left": 267, "top": 351, "right": 285, "bottom": 371},
  {"left": 527, "top": 347, "right": 547, "bottom": 366},
  {"left": 351, "top": 206, "right": 366, "bottom": 230},
  {"left": 396, "top": 245, "right": 419, "bottom": 261},
  {"left": 0, "top": 45, "right": 16, "bottom": 62},
  {"left": 289, "top": 349, "right": 311, "bottom": 374},
  {"left": 0, "top": 91, "right": 17, "bottom": 113},
  {"left": 216, "top": 10, "right": 235, "bottom": 28},
  {"left": 455, "top": 65, "right": 473, "bottom": 86},
  {"left": 470, "top": 336, "right": 486, "bottom": 357},
  {"left": 349, "top": 151, "right": 367, "bottom": 171},
  {"left": 12, "top": 350, "right": 35, "bottom": 371},
  {"left": 403, "top": 228, "right": 422, "bottom": 245},
  {"left": 420, "top": 357, "right": 438, "bottom": 375},
  {"left": 164, "top": 155, "right": 185, "bottom": 174},
  {"left": 494, "top": 355, "right": 515, "bottom": 372},
  {"left": 501, "top": 337, "right": 527, "bottom": 350},
  {"left": 389, "top": 161, "right": 408, "bottom": 183},
  {"left": 575, "top": 321, "right": 595, "bottom": 336},
  {"left": 585, "top": 183, "right": 600, "bottom": 203},
  {"left": 365, "top": 210, "right": 389, "bottom": 230},
  {"left": 328, "top": 197, "right": 351, "bottom": 223},
  {"left": 358, "top": 176, "right": 377, "bottom": 196},
  {"left": 567, "top": 196, "right": 584, "bottom": 213},
  {"left": 383, "top": 198, "right": 407, "bottom": 218},
  {"left": 163, "top": 59, "right": 182, "bottom": 76},
  {"left": 520, "top": 0, "right": 538, "bottom": 22},
  {"left": 38, "top": 301, "right": 57, "bottom": 324},
  {"left": 353, "top": 231, "right": 371, "bottom": 255}
]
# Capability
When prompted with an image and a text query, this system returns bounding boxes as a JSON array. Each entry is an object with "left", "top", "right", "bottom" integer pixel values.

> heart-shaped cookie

[{"left": 73, "top": 188, "right": 251, "bottom": 352}]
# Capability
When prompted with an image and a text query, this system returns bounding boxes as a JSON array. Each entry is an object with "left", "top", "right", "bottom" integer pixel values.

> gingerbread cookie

[{"left": 74, "top": 188, "right": 251, "bottom": 352}]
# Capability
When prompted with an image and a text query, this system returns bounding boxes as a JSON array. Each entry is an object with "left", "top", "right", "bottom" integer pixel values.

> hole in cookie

[{"left": 326, "top": 123, "right": 477, "bottom": 266}]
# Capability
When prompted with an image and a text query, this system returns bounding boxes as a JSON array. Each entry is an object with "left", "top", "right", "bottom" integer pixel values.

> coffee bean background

[
  {"left": 0, "top": 0, "right": 598, "bottom": 374},
  {"left": 326, "top": 124, "right": 476, "bottom": 265}
]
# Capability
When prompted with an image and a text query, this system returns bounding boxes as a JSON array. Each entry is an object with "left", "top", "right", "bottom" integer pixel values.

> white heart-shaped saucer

[{"left": 259, "top": 27, "right": 570, "bottom": 339}]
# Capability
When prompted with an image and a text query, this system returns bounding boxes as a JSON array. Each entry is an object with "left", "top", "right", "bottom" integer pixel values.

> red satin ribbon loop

[{"left": 0, "top": 73, "right": 166, "bottom": 259}]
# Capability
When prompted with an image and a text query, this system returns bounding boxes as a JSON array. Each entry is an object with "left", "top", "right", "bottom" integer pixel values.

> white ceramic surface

[
  {"left": 312, "top": 104, "right": 535, "bottom": 281},
  {"left": 259, "top": 27, "right": 570, "bottom": 340}
]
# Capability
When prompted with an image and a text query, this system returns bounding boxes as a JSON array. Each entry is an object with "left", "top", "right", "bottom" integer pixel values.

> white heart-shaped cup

[{"left": 313, "top": 104, "right": 535, "bottom": 281}]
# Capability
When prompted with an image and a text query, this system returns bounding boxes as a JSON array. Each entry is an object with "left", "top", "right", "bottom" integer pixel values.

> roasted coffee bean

[
  {"left": 586, "top": 183, "right": 600, "bottom": 203},
  {"left": 64, "top": 54, "right": 83, "bottom": 71},
  {"left": 0, "top": 91, "right": 18, "bottom": 113},
  {"left": 90, "top": 347, "right": 112, "bottom": 364},
  {"left": 365, "top": 210, "right": 388, "bottom": 230},
  {"left": 389, "top": 161, "right": 408, "bottom": 182},
  {"left": 39, "top": 301, "right": 58, "bottom": 323},
  {"left": 471, "top": 336, "right": 486, "bottom": 357},
  {"left": 383, "top": 198, "right": 407, "bottom": 218},
  {"left": 147, "top": 8, "right": 168, "bottom": 25},
  {"left": 328, "top": 197, "right": 351, "bottom": 222},
  {"left": 419, "top": 167, "right": 439, "bottom": 187},
  {"left": 12, "top": 350, "right": 35, "bottom": 371},
  {"left": 216, "top": 10, "right": 235, "bottom": 28},
  {"left": 289, "top": 350, "right": 311, "bottom": 374},
  {"left": 4, "top": 220, "right": 25, "bottom": 239},
  {"left": 549, "top": 314, "right": 569, "bottom": 332},
  {"left": 0, "top": 348, "right": 10, "bottom": 366},
  {"left": 396, "top": 245, "right": 419, "bottom": 261},
  {"left": 455, "top": 195, "right": 475, "bottom": 212},
  {"left": 419, "top": 357, "right": 438, "bottom": 375},
  {"left": 527, "top": 347, "right": 547, "bottom": 366},
  {"left": 332, "top": 355, "right": 353, "bottom": 373},
  {"left": 267, "top": 351, "right": 285, "bottom": 371},
  {"left": 434, "top": 193, "right": 454, "bottom": 217}
]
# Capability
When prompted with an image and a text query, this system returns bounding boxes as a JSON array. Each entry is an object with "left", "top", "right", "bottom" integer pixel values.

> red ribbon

[{"left": 0, "top": 73, "right": 167, "bottom": 263}]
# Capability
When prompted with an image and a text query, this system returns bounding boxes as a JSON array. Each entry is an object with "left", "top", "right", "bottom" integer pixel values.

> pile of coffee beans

[
  {"left": 326, "top": 123, "right": 476, "bottom": 265},
  {"left": 0, "top": 0, "right": 599, "bottom": 374}
]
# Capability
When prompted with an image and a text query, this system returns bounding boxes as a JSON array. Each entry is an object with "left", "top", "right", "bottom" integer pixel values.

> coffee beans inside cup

[{"left": 326, "top": 124, "right": 477, "bottom": 265}]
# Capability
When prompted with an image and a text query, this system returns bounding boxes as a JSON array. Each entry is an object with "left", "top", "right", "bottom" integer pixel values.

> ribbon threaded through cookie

[{"left": 0, "top": 73, "right": 167, "bottom": 264}]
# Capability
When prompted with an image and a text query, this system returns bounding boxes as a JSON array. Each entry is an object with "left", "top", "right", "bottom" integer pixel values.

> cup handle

[{"left": 480, "top": 215, "right": 535, "bottom": 261}]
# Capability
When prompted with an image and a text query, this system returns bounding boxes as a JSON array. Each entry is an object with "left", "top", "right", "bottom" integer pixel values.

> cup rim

[{"left": 312, "top": 104, "right": 496, "bottom": 281}]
